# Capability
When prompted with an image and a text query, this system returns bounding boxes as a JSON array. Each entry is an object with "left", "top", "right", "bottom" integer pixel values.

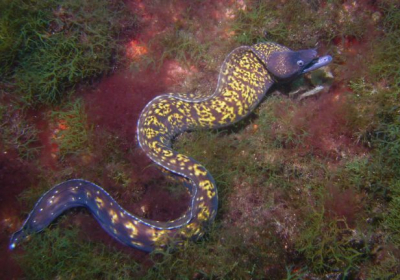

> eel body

[{"left": 10, "top": 42, "right": 332, "bottom": 252}]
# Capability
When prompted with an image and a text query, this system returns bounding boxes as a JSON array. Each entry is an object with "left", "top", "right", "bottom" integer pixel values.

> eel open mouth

[{"left": 302, "top": 55, "right": 332, "bottom": 74}]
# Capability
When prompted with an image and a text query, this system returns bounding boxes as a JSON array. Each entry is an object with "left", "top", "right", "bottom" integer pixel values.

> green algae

[
  {"left": 0, "top": 102, "right": 40, "bottom": 160},
  {"left": 370, "top": 2, "right": 400, "bottom": 83},
  {"left": 14, "top": 225, "right": 140, "bottom": 280},
  {"left": 297, "top": 216, "right": 370, "bottom": 276},
  {"left": 0, "top": 0, "right": 134, "bottom": 105},
  {"left": 232, "top": 0, "right": 368, "bottom": 48},
  {"left": 50, "top": 98, "right": 91, "bottom": 160}
]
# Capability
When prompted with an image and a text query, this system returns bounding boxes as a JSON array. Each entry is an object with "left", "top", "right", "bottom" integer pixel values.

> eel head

[{"left": 265, "top": 47, "right": 332, "bottom": 81}]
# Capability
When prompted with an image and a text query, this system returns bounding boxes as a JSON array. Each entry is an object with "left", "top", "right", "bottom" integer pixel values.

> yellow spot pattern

[
  {"left": 134, "top": 43, "right": 291, "bottom": 250},
  {"left": 124, "top": 222, "right": 138, "bottom": 238},
  {"left": 109, "top": 209, "right": 118, "bottom": 224},
  {"left": 95, "top": 197, "right": 104, "bottom": 208}
]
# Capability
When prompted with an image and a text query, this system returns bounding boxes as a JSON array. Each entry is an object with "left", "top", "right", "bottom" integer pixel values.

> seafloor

[{"left": 1, "top": 0, "right": 400, "bottom": 279}]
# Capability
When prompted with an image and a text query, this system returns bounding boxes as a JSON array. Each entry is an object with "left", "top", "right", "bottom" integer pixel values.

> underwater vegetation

[
  {"left": 0, "top": 0, "right": 134, "bottom": 105},
  {"left": 14, "top": 224, "right": 141, "bottom": 279},
  {"left": 231, "top": 0, "right": 367, "bottom": 48},
  {"left": 1, "top": 0, "right": 400, "bottom": 279},
  {"left": 0, "top": 102, "right": 40, "bottom": 160},
  {"left": 50, "top": 99, "right": 91, "bottom": 159}
]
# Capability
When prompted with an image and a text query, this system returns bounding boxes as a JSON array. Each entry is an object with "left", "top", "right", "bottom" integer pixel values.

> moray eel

[{"left": 10, "top": 42, "right": 332, "bottom": 252}]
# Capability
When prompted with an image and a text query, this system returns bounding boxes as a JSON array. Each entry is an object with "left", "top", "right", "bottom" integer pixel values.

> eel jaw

[{"left": 302, "top": 55, "right": 332, "bottom": 74}]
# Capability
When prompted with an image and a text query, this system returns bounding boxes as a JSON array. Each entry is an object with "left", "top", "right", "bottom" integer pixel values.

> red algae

[
  {"left": 84, "top": 61, "right": 182, "bottom": 144},
  {"left": 276, "top": 88, "right": 368, "bottom": 160},
  {"left": 126, "top": 40, "right": 149, "bottom": 61},
  {"left": 324, "top": 184, "right": 365, "bottom": 228},
  {"left": 304, "top": 90, "right": 366, "bottom": 159}
]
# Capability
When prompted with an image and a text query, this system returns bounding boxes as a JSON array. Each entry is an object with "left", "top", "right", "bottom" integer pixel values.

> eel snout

[{"left": 302, "top": 55, "right": 332, "bottom": 73}]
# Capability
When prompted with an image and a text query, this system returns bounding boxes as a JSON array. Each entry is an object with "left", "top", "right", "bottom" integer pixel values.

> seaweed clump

[
  {"left": 0, "top": 0, "right": 134, "bottom": 105},
  {"left": 14, "top": 224, "right": 141, "bottom": 280}
]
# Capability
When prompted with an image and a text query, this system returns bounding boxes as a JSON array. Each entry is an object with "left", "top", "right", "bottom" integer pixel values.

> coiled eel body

[{"left": 10, "top": 42, "right": 332, "bottom": 252}]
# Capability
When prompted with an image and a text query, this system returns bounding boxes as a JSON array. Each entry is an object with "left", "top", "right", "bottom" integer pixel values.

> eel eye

[{"left": 297, "top": 60, "right": 304, "bottom": 67}]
